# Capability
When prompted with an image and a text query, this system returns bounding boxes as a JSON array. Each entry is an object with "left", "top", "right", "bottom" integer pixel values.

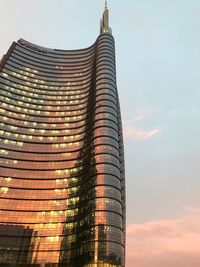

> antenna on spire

[{"left": 105, "top": 0, "right": 108, "bottom": 9}]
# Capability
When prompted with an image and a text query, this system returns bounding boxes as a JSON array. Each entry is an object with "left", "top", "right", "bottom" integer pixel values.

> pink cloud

[
  {"left": 126, "top": 208, "right": 200, "bottom": 267},
  {"left": 126, "top": 251, "right": 200, "bottom": 267},
  {"left": 130, "top": 108, "right": 159, "bottom": 122},
  {"left": 124, "top": 126, "right": 160, "bottom": 140}
]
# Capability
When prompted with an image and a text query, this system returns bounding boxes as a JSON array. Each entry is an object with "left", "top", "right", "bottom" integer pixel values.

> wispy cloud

[
  {"left": 129, "top": 108, "right": 159, "bottom": 123},
  {"left": 124, "top": 126, "right": 160, "bottom": 141},
  {"left": 126, "top": 207, "right": 200, "bottom": 267}
]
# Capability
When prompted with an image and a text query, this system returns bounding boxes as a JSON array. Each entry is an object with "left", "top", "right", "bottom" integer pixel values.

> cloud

[
  {"left": 124, "top": 126, "right": 160, "bottom": 140},
  {"left": 126, "top": 208, "right": 200, "bottom": 267},
  {"left": 129, "top": 109, "right": 159, "bottom": 123},
  {"left": 126, "top": 251, "right": 200, "bottom": 267}
]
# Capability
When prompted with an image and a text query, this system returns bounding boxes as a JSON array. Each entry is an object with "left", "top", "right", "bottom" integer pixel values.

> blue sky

[{"left": 1, "top": 1, "right": 200, "bottom": 266}]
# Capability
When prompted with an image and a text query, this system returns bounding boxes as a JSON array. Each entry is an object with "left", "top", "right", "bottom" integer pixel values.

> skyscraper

[{"left": 0, "top": 3, "right": 125, "bottom": 267}]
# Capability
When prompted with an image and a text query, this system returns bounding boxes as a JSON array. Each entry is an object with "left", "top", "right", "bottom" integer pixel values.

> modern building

[{"left": 0, "top": 3, "right": 125, "bottom": 267}]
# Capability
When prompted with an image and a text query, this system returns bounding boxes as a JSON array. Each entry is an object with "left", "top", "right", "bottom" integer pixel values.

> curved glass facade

[{"left": 0, "top": 7, "right": 125, "bottom": 267}]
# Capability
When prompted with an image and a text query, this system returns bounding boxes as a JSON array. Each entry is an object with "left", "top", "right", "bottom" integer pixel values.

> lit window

[{"left": 0, "top": 187, "right": 9, "bottom": 193}]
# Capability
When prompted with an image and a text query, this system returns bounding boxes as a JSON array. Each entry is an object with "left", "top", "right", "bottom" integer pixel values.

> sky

[{"left": 0, "top": 0, "right": 200, "bottom": 266}]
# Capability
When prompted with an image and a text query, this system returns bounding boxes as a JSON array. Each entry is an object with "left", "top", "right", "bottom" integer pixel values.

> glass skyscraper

[{"left": 0, "top": 3, "right": 125, "bottom": 267}]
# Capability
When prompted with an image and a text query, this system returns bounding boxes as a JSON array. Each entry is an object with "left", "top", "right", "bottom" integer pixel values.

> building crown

[{"left": 100, "top": 1, "right": 112, "bottom": 34}]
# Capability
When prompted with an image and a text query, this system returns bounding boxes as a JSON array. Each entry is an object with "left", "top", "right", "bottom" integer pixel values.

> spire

[{"left": 100, "top": 1, "right": 112, "bottom": 34}]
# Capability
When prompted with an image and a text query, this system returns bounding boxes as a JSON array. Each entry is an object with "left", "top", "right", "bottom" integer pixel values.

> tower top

[{"left": 100, "top": 1, "right": 112, "bottom": 35}]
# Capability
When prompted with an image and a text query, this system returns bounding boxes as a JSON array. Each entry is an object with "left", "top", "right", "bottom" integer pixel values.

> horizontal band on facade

[
  {"left": 0, "top": 116, "right": 119, "bottom": 135},
  {"left": 0, "top": 110, "right": 119, "bottom": 133},
  {"left": 3, "top": 65, "right": 94, "bottom": 83},
  {"left": 0, "top": 110, "right": 118, "bottom": 130},
  {"left": 15, "top": 34, "right": 114, "bottom": 57},
  {"left": 1, "top": 70, "right": 117, "bottom": 90},
  {"left": 0, "top": 208, "right": 123, "bottom": 220},
  {"left": 0, "top": 241, "right": 124, "bottom": 253},
  {"left": 0, "top": 205, "right": 123, "bottom": 215},
  {"left": 0, "top": 158, "right": 121, "bottom": 173},
  {"left": 0, "top": 205, "right": 123, "bottom": 217},
  {"left": 0, "top": 125, "right": 119, "bottom": 146},
  {"left": 0, "top": 77, "right": 117, "bottom": 100},
  {"left": 8, "top": 55, "right": 94, "bottom": 72},
  {"left": 0, "top": 139, "right": 119, "bottom": 154},
  {"left": 7, "top": 52, "right": 116, "bottom": 77},
  {"left": 0, "top": 193, "right": 122, "bottom": 202},
  {"left": 0, "top": 84, "right": 117, "bottom": 108},
  {"left": 0, "top": 235, "right": 123, "bottom": 242},
  {"left": 0, "top": 90, "right": 118, "bottom": 115},
  {"left": 1, "top": 148, "right": 119, "bottom": 161},
  {"left": 11, "top": 49, "right": 115, "bottom": 70},
  {"left": 0, "top": 237, "right": 124, "bottom": 247},
  {"left": 0, "top": 137, "right": 120, "bottom": 157},
  {"left": 0, "top": 78, "right": 117, "bottom": 99},
  {"left": 0, "top": 170, "right": 122, "bottom": 182},
  {"left": 13, "top": 49, "right": 95, "bottom": 65}
]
